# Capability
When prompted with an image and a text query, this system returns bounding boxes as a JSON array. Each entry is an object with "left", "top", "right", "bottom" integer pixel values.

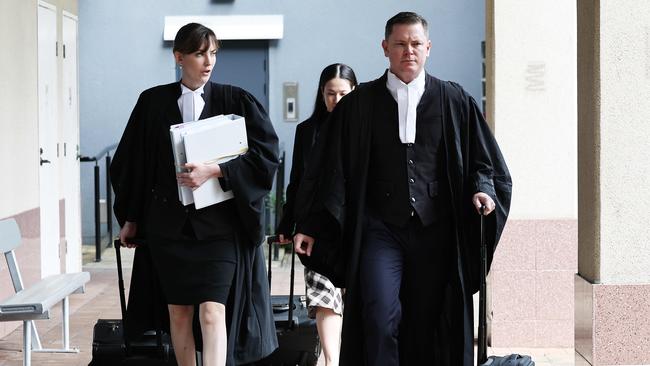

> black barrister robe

[
  {"left": 276, "top": 115, "right": 322, "bottom": 236},
  {"left": 295, "top": 72, "right": 512, "bottom": 365},
  {"left": 110, "top": 81, "right": 279, "bottom": 365}
]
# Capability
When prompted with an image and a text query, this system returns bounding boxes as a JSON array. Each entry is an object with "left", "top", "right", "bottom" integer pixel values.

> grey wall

[{"left": 79, "top": 0, "right": 485, "bottom": 239}]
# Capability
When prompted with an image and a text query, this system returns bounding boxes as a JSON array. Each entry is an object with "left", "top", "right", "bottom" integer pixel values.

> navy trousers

[{"left": 359, "top": 212, "right": 452, "bottom": 366}]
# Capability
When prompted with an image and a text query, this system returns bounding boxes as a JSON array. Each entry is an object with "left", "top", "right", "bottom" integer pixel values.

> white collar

[
  {"left": 178, "top": 82, "right": 207, "bottom": 122},
  {"left": 386, "top": 69, "right": 425, "bottom": 91},
  {"left": 180, "top": 82, "right": 206, "bottom": 95}
]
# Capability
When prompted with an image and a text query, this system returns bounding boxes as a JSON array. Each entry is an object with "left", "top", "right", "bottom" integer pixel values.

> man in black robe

[{"left": 293, "top": 12, "right": 512, "bottom": 365}]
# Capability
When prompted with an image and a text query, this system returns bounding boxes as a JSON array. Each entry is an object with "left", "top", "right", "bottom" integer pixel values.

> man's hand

[
  {"left": 119, "top": 221, "right": 138, "bottom": 248},
  {"left": 277, "top": 234, "right": 293, "bottom": 245},
  {"left": 293, "top": 233, "right": 315, "bottom": 256},
  {"left": 177, "top": 162, "right": 222, "bottom": 190},
  {"left": 473, "top": 192, "right": 495, "bottom": 215}
]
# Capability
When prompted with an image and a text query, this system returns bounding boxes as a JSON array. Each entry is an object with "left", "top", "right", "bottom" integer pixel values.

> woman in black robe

[
  {"left": 276, "top": 63, "right": 357, "bottom": 366},
  {"left": 111, "top": 23, "right": 278, "bottom": 366}
]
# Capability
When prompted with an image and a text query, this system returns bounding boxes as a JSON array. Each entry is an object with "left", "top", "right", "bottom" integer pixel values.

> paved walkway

[{"left": 0, "top": 245, "right": 585, "bottom": 365}]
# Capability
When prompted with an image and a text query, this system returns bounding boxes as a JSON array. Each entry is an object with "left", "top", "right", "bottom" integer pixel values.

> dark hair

[
  {"left": 310, "top": 63, "right": 358, "bottom": 121},
  {"left": 173, "top": 23, "right": 219, "bottom": 54},
  {"left": 385, "top": 12, "right": 428, "bottom": 40}
]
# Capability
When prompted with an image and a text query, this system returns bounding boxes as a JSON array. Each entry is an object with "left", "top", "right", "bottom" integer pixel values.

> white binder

[
  {"left": 170, "top": 115, "right": 223, "bottom": 205},
  {"left": 169, "top": 114, "right": 248, "bottom": 209}
]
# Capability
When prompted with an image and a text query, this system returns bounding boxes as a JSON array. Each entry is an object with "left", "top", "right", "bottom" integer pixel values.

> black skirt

[{"left": 149, "top": 230, "right": 237, "bottom": 305}]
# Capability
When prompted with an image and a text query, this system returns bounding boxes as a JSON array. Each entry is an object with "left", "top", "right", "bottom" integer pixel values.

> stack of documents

[{"left": 170, "top": 114, "right": 248, "bottom": 209}]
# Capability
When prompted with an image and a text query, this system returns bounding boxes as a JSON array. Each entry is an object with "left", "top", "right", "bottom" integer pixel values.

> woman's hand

[
  {"left": 293, "top": 233, "right": 315, "bottom": 256},
  {"left": 119, "top": 221, "right": 138, "bottom": 248},
  {"left": 177, "top": 162, "right": 222, "bottom": 190}
]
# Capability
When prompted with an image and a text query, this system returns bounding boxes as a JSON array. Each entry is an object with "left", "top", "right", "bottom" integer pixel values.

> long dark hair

[
  {"left": 173, "top": 23, "right": 219, "bottom": 54},
  {"left": 310, "top": 63, "right": 358, "bottom": 121}
]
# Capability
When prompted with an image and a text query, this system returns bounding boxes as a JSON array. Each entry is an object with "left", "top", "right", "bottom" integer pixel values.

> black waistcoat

[{"left": 366, "top": 77, "right": 448, "bottom": 227}]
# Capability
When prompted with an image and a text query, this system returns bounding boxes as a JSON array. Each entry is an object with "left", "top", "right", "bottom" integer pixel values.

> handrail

[
  {"left": 79, "top": 143, "right": 118, "bottom": 162},
  {"left": 272, "top": 151, "right": 286, "bottom": 260},
  {"left": 79, "top": 144, "right": 118, "bottom": 262}
]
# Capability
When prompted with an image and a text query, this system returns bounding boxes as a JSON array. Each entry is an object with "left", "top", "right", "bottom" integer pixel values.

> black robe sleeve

[
  {"left": 212, "top": 88, "right": 280, "bottom": 364},
  {"left": 110, "top": 88, "right": 171, "bottom": 342},
  {"left": 111, "top": 91, "right": 152, "bottom": 228},
  {"left": 293, "top": 92, "right": 362, "bottom": 287},
  {"left": 294, "top": 94, "right": 352, "bottom": 233},
  {"left": 218, "top": 88, "right": 279, "bottom": 246},
  {"left": 276, "top": 120, "right": 308, "bottom": 236},
  {"left": 446, "top": 81, "right": 512, "bottom": 293}
]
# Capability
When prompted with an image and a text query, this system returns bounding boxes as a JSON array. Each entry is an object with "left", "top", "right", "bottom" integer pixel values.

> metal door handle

[{"left": 39, "top": 148, "right": 51, "bottom": 165}]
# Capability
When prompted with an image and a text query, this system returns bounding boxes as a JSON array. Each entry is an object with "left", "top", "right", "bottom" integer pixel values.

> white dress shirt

[
  {"left": 386, "top": 70, "right": 426, "bottom": 144},
  {"left": 177, "top": 83, "right": 206, "bottom": 122}
]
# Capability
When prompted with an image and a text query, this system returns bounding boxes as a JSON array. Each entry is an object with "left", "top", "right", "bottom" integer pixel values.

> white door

[
  {"left": 38, "top": 1, "right": 61, "bottom": 277},
  {"left": 62, "top": 12, "right": 81, "bottom": 273}
]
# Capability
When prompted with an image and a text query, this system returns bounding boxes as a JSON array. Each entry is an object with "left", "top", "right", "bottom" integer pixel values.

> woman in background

[
  {"left": 111, "top": 23, "right": 278, "bottom": 366},
  {"left": 276, "top": 63, "right": 357, "bottom": 366}
]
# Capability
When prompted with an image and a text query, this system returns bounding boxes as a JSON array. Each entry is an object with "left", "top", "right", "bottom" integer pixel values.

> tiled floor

[{"left": 0, "top": 245, "right": 587, "bottom": 365}]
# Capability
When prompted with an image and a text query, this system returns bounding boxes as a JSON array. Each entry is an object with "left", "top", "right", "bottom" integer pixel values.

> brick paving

[{"left": 0, "top": 245, "right": 578, "bottom": 366}]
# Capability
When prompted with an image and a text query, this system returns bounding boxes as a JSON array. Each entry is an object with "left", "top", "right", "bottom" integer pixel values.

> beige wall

[
  {"left": 598, "top": 0, "right": 650, "bottom": 284},
  {"left": 486, "top": 0, "right": 578, "bottom": 348},
  {"left": 579, "top": 0, "right": 650, "bottom": 285},
  {"left": 0, "top": 0, "right": 40, "bottom": 218},
  {"left": 491, "top": 0, "right": 577, "bottom": 220},
  {"left": 0, "top": 2, "right": 39, "bottom": 341},
  {"left": 576, "top": 2, "right": 650, "bottom": 363}
]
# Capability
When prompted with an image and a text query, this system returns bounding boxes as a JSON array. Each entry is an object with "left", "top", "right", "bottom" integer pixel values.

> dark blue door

[
  {"left": 211, "top": 41, "right": 269, "bottom": 110},
  {"left": 177, "top": 40, "right": 269, "bottom": 111}
]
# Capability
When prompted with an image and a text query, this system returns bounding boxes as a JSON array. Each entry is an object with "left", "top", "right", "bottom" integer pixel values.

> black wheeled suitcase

[
  {"left": 251, "top": 236, "right": 320, "bottom": 366},
  {"left": 89, "top": 239, "right": 177, "bottom": 366},
  {"left": 477, "top": 208, "right": 534, "bottom": 366}
]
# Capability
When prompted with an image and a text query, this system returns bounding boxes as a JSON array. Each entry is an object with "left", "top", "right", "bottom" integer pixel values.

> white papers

[{"left": 169, "top": 114, "right": 248, "bottom": 209}]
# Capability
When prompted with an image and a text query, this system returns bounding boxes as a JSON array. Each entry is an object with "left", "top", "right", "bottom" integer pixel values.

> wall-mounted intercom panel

[{"left": 283, "top": 82, "right": 298, "bottom": 122}]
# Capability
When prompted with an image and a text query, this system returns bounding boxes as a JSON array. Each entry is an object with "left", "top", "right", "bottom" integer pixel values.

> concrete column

[
  {"left": 485, "top": 0, "right": 577, "bottom": 347},
  {"left": 576, "top": 0, "right": 650, "bottom": 364}
]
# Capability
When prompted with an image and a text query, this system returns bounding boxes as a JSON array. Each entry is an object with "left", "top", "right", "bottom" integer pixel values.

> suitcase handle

[
  {"left": 113, "top": 238, "right": 147, "bottom": 321},
  {"left": 272, "top": 302, "right": 295, "bottom": 312},
  {"left": 113, "top": 241, "right": 129, "bottom": 326},
  {"left": 266, "top": 235, "right": 297, "bottom": 328},
  {"left": 113, "top": 238, "right": 167, "bottom": 355},
  {"left": 477, "top": 206, "right": 488, "bottom": 366}
]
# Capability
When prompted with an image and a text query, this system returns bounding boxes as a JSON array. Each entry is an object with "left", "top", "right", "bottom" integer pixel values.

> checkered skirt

[{"left": 304, "top": 268, "right": 344, "bottom": 318}]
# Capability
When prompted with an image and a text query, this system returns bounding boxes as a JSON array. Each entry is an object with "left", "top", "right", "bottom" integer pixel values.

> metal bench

[{"left": 0, "top": 218, "right": 91, "bottom": 366}]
